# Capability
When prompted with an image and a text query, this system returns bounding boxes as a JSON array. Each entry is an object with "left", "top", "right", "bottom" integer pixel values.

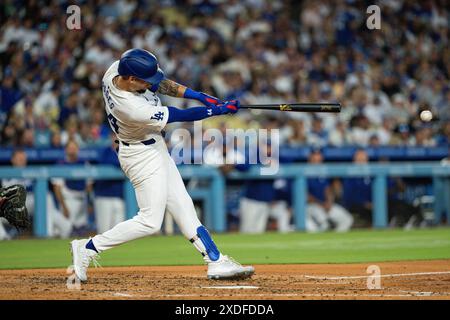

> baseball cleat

[
  {"left": 207, "top": 255, "right": 255, "bottom": 280},
  {"left": 70, "top": 239, "right": 100, "bottom": 282}
]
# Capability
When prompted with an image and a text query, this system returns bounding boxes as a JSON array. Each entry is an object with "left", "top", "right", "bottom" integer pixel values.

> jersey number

[{"left": 107, "top": 113, "right": 119, "bottom": 134}]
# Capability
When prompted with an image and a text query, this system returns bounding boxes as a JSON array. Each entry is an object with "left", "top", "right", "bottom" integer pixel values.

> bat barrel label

[{"left": 279, "top": 104, "right": 292, "bottom": 111}]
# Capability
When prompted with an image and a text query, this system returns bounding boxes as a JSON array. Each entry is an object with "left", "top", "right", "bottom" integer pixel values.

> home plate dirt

[{"left": 1, "top": 260, "right": 450, "bottom": 300}]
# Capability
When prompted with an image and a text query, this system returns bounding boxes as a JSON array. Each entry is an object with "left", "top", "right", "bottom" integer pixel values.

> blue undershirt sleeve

[
  {"left": 183, "top": 88, "right": 201, "bottom": 100},
  {"left": 167, "top": 106, "right": 213, "bottom": 123}
]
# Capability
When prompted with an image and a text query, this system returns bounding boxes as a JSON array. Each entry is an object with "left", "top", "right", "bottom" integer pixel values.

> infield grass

[{"left": 0, "top": 228, "right": 449, "bottom": 269}]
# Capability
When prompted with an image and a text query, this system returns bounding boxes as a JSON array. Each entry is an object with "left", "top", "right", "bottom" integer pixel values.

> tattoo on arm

[{"left": 157, "top": 79, "right": 186, "bottom": 97}]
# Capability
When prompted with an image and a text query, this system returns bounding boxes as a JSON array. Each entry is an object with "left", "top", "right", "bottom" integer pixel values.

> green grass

[{"left": 0, "top": 228, "right": 449, "bottom": 269}]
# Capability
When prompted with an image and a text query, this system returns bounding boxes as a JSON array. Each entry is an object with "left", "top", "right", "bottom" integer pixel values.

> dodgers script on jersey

[{"left": 101, "top": 61, "right": 169, "bottom": 143}]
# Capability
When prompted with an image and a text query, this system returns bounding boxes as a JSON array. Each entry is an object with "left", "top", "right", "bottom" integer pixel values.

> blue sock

[{"left": 86, "top": 239, "right": 98, "bottom": 253}]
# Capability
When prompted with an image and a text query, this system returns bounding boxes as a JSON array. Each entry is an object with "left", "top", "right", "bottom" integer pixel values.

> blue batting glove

[
  {"left": 198, "top": 92, "right": 224, "bottom": 108},
  {"left": 212, "top": 100, "right": 240, "bottom": 115},
  {"left": 183, "top": 88, "right": 224, "bottom": 108}
]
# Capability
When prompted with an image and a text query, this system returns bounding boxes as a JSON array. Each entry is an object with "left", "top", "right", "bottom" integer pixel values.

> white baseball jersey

[{"left": 102, "top": 61, "right": 169, "bottom": 143}]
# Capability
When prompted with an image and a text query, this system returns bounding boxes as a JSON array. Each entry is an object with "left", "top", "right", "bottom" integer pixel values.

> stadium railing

[
  {"left": 0, "top": 145, "right": 448, "bottom": 164},
  {"left": 0, "top": 162, "right": 449, "bottom": 237},
  {"left": 0, "top": 165, "right": 225, "bottom": 237},
  {"left": 228, "top": 162, "right": 450, "bottom": 230}
]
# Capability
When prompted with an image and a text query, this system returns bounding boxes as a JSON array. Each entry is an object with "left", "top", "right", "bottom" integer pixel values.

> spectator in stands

[
  {"left": 79, "top": 121, "right": 96, "bottom": 147},
  {"left": 61, "top": 118, "right": 82, "bottom": 146},
  {"left": 1, "top": 149, "right": 72, "bottom": 238},
  {"left": 52, "top": 140, "right": 92, "bottom": 235},
  {"left": 287, "top": 119, "right": 307, "bottom": 147},
  {"left": 409, "top": 124, "right": 437, "bottom": 147},
  {"left": 0, "top": 75, "right": 22, "bottom": 118},
  {"left": 328, "top": 121, "right": 352, "bottom": 146},
  {"left": 93, "top": 134, "right": 125, "bottom": 233},
  {"left": 436, "top": 90, "right": 450, "bottom": 121},
  {"left": 90, "top": 109, "right": 111, "bottom": 145},
  {"left": 307, "top": 116, "right": 328, "bottom": 148},
  {"left": 0, "top": 1, "right": 448, "bottom": 152},
  {"left": 18, "top": 128, "right": 35, "bottom": 147},
  {"left": 368, "top": 134, "right": 381, "bottom": 147},
  {"left": 376, "top": 117, "right": 394, "bottom": 145},
  {"left": 364, "top": 95, "right": 388, "bottom": 126},
  {"left": 391, "top": 123, "right": 412, "bottom": 146},
  {"left": 436, "top": 121, "right": 450, "bottom": 146},
  {"left": 0, "top": 41, "right": 19, "bottom": 74},
  {"left": 33, "top": 83, "right": 61, "bottom": 128},
  {"left": 306, "top": 148, "right": 353, "bottom": 232},
  {"left": 49, "top": 128, "right": 63, "bottom": 148},
  {"left": 348, "top": 115, "right": 372, "bottom": 147},
  {"left": 58, "top": 93, "right": 79, "bottom": 128},
  {"left": 386, "top": 94, "right": 412, "bottom": 124}
]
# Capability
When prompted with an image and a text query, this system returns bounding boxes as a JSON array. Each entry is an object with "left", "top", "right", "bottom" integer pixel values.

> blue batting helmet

[{"left": 118, "top": 48, "right": 165, "bottom": 85}]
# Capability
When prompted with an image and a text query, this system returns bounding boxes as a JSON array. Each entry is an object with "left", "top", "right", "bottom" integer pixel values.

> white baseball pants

[
  {"left": 92, "top": 138, "right": 202, "bottom": 252},
  {"left": 59, "top": 188, "right": 88, "bottom": 229},
  {"left": 239, "top": 197, "right": 270, "bottom": 233},
  {"left": 270, "top": 201, "right": 292, "bottom": 233},
  {"left": 306, "top": 203, "right": 354, "bottom": 232},
  {"left": 94, "top": 197, "right": 125, "bottom": 234},
  {"left": 239, "top": 198, "right": 292, "bottom": 234},
  {"left": 27, "top": 193, "right": 72, "bottom": 238},
  {"left": 0, "top": 218, "right": 10, "bottom": 240}
]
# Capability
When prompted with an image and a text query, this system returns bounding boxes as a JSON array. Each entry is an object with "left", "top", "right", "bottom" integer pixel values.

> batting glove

[
  {"left": 198, "top": 92, "right": 224, "bottom": 108},
  {"left": 212, "top": 100, "right": 240, "bottom": 115}
]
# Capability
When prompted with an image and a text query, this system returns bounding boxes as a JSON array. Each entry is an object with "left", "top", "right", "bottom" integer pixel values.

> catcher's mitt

[{"left": 0, "top": 184, "right": 31, "bottom": 231}]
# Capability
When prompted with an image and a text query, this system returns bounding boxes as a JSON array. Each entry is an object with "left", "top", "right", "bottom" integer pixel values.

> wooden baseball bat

[{"left": 240, "top": 103, "right": 341, "bottom": 113}]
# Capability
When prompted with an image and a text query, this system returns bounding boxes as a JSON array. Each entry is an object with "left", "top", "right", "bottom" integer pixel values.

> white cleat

[
  {"left": 207, "top": 255, "right": 255, "bottom": 280},
  {"left": 70, "top": 239, "right": 100, "bottom": 282}
]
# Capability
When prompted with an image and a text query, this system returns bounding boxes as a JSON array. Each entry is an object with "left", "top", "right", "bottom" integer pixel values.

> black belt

[{"left": 115, "top": 138, "right": 156, "bottom": 147}]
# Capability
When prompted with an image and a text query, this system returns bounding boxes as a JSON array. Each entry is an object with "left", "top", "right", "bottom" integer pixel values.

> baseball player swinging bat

[
  {"left": 70, "top": 48, "right": 254, "bottom": 282},
  {"left": 240, "top": 103, "right": 341, "bottom": 113}
]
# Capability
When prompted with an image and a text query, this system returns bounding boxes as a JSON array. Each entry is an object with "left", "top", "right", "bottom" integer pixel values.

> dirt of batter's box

[{"left": 1, "top": 260, "right": 450, "bottom": 300}]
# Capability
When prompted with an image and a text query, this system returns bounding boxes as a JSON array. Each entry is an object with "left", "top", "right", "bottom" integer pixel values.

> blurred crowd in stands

[{"left": 1, "top": 0, "right": 449, "bottom": 150}]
